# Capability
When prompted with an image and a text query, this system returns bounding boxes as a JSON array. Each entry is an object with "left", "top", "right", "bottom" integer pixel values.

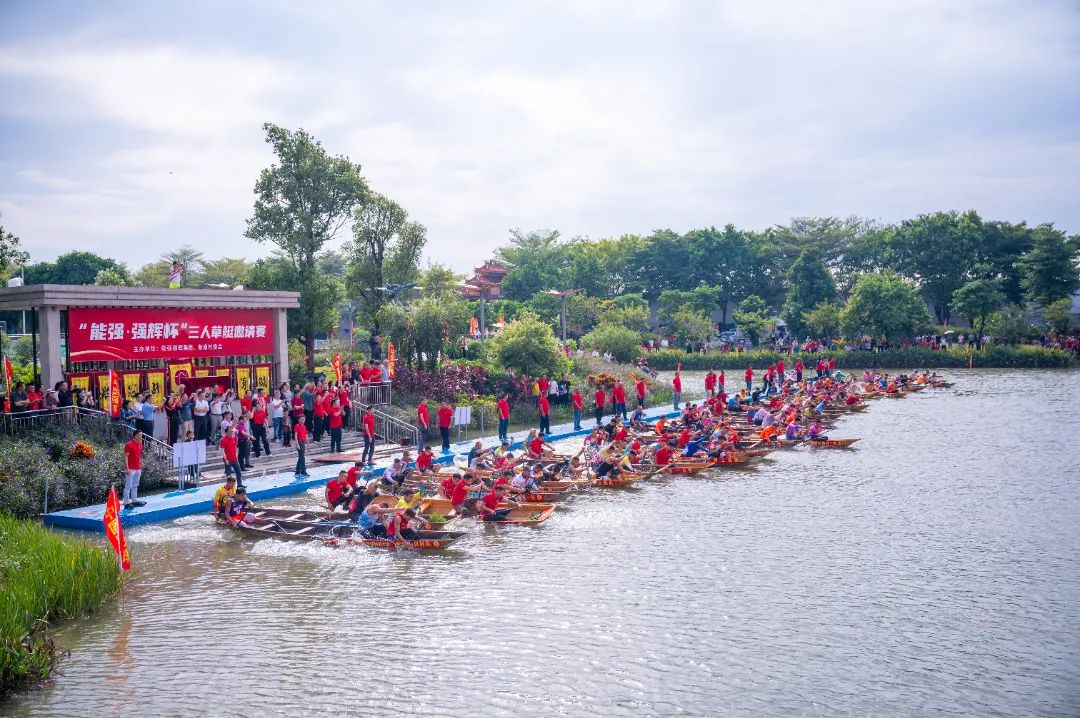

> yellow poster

[
  {"left": 254, "top": 365, "right": 271, "bottom": 393},
  {"left": 194, "top": 367, "right": 212, "bottom": 378},
  {"left": 146, "top": 370, "right": 167, "bottom": 406},
  {"left": 235, "top": 366, "right": 252, "bottom": 398},
  {"left": 167, "top": 360, "right": 193, "bottom": 389},
  {"left": 94, "top": 373, "right": 110, "bottom": 406},
  {"left": 122, "top": 372, "right": 142, "bottom": 400},
  {"left": 68, "top": 374, "right": 91, "bottom": 394}
]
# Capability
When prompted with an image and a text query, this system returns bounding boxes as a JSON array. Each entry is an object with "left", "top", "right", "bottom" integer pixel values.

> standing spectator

[
  {"left": 26, "top": 383, "right": 42, "bottom": 412},
  {"left": 417, "top": 398, "right": 430, "bottom": 441},
  {"left": 328, "top": 399, "right": 344, "bottom": 453},
  {"left": 538, "top": 392, "right": 550, "bottom": 434},
  {"left": 120, "top": 399, "right": 137, "bottom": 428},
  {"left": 251, "top": 402, "right": 271, "bottom": 457},
  {"left": 193, "top": 390, "right": 210, "bottom": 441},
  {"left": 56, "top": 381, "right": 72, "bottom": 408},
  {"left": 293, "top": 416, "right": 308, "bottom": 476},
  {"left": 179, "top": 391, "right": 194, "bottom": 440},
  {"left": 312, "top": 387, "right": 326, "bottom": 443},
  {"left": 165, "top": 394, "right": 181, "bottom": 445},
  {"left": 672, "top": 371, "right": 682, "bottom": 410},
  {"left": 497, "top": 394, "right": 510, "bottom": 441},
  {"left": 795, "top": 358, "right": 804, "bottom": 383},
  {"left": 593, "top": 386, "right": 606, "bottom": 426},
  {"left": 380, "top": 359, "right": 391, "bottom": 383},
  {"left": 571, "top": 387, "right": 583, "bottom": 430},
  {"left": 208, "top": 391, "right": 225, "bottom": 445},
  {"left": 613, "top": 381, "right": 627, "bottom": 420},
  {"left": 10, "top": 382, "right": 29, "bottom": 412},
  {"left": 636, "top": 378, "right": 647, "bottom": 409},
  {"left": 270, "top": 390, "right": 285, "bottom": 442},
  {"left": 236, "top": 414, "right": 253, "bottom": 469},
  {"left": 301, "top": 382, "right": 315, "bottom": 436},
  {"left": 437, "top": 401, "right": 453, "bottom": 453},
  {"left": 220, "top": 426, "right": 244, "bottom": 488},
  {"left": 139, "top": 393, "right": 157, "bottom": 439},
  {"left": 362, "top": 405, "right": 376, "bottom": 465},
  {"left": 705, "top": 370, "right": 716, "bottom": 397},
  {"left": 339, "top": 384, "right": 352, "bottom": 429},
  {"left": 123, "top": 430, "right": 145, "bottom": 509},
  {"left": 744, "top": 366, "right": 753, "bottom": 391}
]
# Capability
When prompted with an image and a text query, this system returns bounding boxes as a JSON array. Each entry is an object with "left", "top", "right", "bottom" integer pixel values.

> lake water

[{"left": 5, "top": 369, "right": 1079, "bottom": 717}]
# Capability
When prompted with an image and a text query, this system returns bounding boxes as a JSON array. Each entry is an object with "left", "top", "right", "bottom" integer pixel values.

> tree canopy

[{"left": 840, "top": 272, "right": 929, "bottom": 341}]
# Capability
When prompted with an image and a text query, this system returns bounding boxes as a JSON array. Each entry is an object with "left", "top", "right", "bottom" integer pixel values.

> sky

[{"left": 1, "top": 0, "right": 1078, "bottom": 273}]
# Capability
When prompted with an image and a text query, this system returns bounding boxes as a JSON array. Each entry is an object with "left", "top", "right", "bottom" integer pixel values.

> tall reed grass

[{"left": 0, "top": 515, "right": 122, "bottom": 696}]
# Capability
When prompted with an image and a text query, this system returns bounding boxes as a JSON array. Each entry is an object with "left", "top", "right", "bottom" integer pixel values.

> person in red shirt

[
  {"left": 122, "top": 430, "right": 145, "bottom": 509},
  {"left": 361, "top": 405, "right": 376, "bottom": 465},
  {"left": 240, "top": 393, "right": 254, "bottom": 415},
  {"left": 346, "top": 461, "right": 367, "bottom": 487},
  {"left": 677, "top": 428, "right": 691, "bottom": 448},
  {"left": 571, "top": 388, "right": 584, "bottom": 430},
  {"left": 325, "top": 470, "right": 353, "bottom": 510},
  {"left": 744, "top": 366, "right": 753, "bottom": 391},
  {"left": 653, "top": 442, "right": 675, "bottom": 465},
  {"left": 476, "top": 484, "right": 516, "bottom": 522},
  {"left": 386, "top": 508, "right": 419, "bottom": 547},
  {"left": 437, "top": 402, "right": 453, "bottom": 453},
  {"left": 451, "top": 474, "right": 484, "bottom": 514},
  {"left": 705, "top": 370, "right": 716, "bottom": 396},
  {"left": 795, "top": 358, "right": 804, "bottom": 382},
  {"left": 593, "top": 388, "right": 606, "bottom": 426},
  {"left": 26, "top": 384, "right": 43, "bottom": 411},
  {"left": 537, "top": 393, "right": 550, "bottom": 433},
  {"left": 672, "top": 371, "right": 682, "bottom": 410},
  {"left": 251, "top": 403, "right": 271, "bottom": 457},
  {"left": 828, "top": 357, "right": 836, "bottom": 376},
  {"left": 416, "top": 445, "right": 435, "bottom": 473},
  {"left": 528, "top": 432, "right": 549, "bottom": 458},
  {"left": 635, "top": 379, "right": 647, "bottom": 409},
  {"left": 777, "top": 359, "right": 786, "bottom": 383},
  {"left": 219, "top": 426, "right": 244, "bottom": 489},
  {"left": 613, "top": 381, "right": 627, "bottom": 420},
  {"left": 440, "top": 473, "right": 456, "bottom": 499},
  {"left": 312, "top": 390, "right": 326, "bottom": 443},
  {"left": 496, "top": 394, "right": 510, "bottom": 441},
  {"left": 718, "top": 370, "right": 725, "bottom": 392},
  {"left": 417, "top": 398, "right": 430, "bottom": 441},
  {"left": 327, "top": 399, "right": 344, "bottom": 453},
  {"left": 293, "top": 417, "right": 309, "bottom": 477}
]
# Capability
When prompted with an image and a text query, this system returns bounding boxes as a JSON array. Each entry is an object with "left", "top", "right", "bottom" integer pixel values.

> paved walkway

[{"left": 45, "top": 401, "right": 687, "bottom": 531}]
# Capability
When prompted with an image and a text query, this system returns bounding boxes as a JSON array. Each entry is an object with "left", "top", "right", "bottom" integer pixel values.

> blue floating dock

[{"left": 45, "top": 403, "right": 686, "bottom": 531}]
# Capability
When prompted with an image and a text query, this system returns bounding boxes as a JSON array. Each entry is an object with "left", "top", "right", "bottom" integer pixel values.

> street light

[{"left": 546, "top": 289, "right": 583, "bottom": 343}]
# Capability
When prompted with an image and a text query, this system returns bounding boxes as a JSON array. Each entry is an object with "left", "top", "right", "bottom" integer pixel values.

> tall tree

[
  {"left": 733, "top": 295, "right": 772, "bottom": 345},
  {"left": 1016, "top": 224, "right": 1080, "bottom": 307},
  {"left": 802, "top": 301, "right": 843, "bottom": 341},
  {"left": 495, "top": 229, "right": 571, "bottom": 300},
  {"left": 94, "top": 266, "right": 132, "bottom": 286},
  {"left": 891, "top": 210, "right": 985, "bottom": 324},
  {"left": 246, "top": 253, "right": 342, "bottom": 364},
  {"left": 161, "top": 245, "right": 205, "bottom": 287},
  {"left": 245, "top": 123, "right": 367, "bottom": 368},
  {"left": 199, "top": 257, "right": 251, "bottom": 287},
  {"left": 630, "top": 229, "right": 696, "bottom": 300},
  {"left": 781, "top": 249, "right": 836, "bottom": 337},
  {"left": 951, "top": 278, "right": 1005, "bottom": 347},
  {"left": 840, "top": 272, "right": 929, "bottom": 341},
  {"left": 686, "top": 224, "right": 759, "bottom": 325},
  {"left": 980, "top": 220, "right": 1033, "bottom": 305},
  {"left": 420, "top": 262, "right": 464, "bottom": 301},
  {"left": 346, "top": 192, "right": 427, "bottom": 322},
  {"left": 0, "top": 213, "right": 29, "bottom": 274}
]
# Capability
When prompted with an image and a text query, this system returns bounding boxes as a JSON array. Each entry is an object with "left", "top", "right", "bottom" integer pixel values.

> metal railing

[
  {"left": 2, "top": 406, "right": 174, "bottom": 463},
  {"left": 372, "top": 408, "right": 419, "bottom": 448},
  {"left": 351, "top": 381, "right": 392, "bottom": 407}
]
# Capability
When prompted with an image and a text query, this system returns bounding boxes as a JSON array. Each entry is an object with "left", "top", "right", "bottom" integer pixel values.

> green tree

[
  {"left": 420, "top": 263, "right": 463, "bottom": 301},
  {"left": 733, "top": 295, "right": 772, "bottom": 345},
  {"left": 891, "top": 210, "right": 985, "bottom": 323},
  {"left": 671, "top": 307, "right": 716, "bottom": 351},
  {"left": 93, "top": 266, "right": 132, "bottom": 286},
  {"left": 581, "top": 324, "right": 642, "bottom": 362},
  {"left": 161, "top": 245, "right": 204, "bottom": 287},
  {"left": 245, "top": 123, "right": 367, "bottom": 369},
  {"left": 1042, "top": 298, "right": 1073, "bottom": 335},
  {"left": 567, "top": 235, "right": 645, "bottom": 297},
  {"left": 488, "top": 310, "right": 567, "bottom": 376},
  {"left": 986, "top": 304, "right": 1033, "bottom": 344},
  {"left": 840, "top": 272, "right": 929, "bottom": 341},
  {"left": 802, "top": 300, "right": 843, "bottom": 341},
  {"left": 981, "top": 220, "right": 1033, "bottom": 305},
  {"left": 346, "top": 192, "right": 427, "bottom": 321},
  {"left": 495, "top": 229, "right": 571, "bottom": 300},
  {"left": 781, "top": 249, "right": 836, "bottom": 336},
  {"left": 598, "top": 299, "right": 650, "bottom": 334},
  {"left": 630, "top": 229, "right": 696, "bottom": 299},
  {"left": 1017, "top": 224, "right": 1080, "bottom": 307},
  {"left": 0, "top": 213, "right": 29, "bottom": 271},
  {"left": 24, "top": 251, "right": 124, "bottom": 285},
  {"left": 198, "top": 257, "right": 250, "bottom": 287},
  {"left": 951, "top": 279, "right": 1005, "bottom": 347},
  {"left": 316, "top": 249, "right": 348, "bottom": 278},
  {"left": 132, "top": 261, "right": 172, "bottom": 288}
]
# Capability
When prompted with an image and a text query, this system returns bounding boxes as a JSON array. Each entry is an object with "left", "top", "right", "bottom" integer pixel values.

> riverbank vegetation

[
  {"left": 0, "top": 515, "right": 122, "bottom": 696},
  {"left": 0, "top": 421, "right": 172, "bottom": 520}
]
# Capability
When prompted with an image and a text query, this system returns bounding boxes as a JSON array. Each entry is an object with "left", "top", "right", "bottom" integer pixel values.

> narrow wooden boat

[
  {"left": 806, "top": 437, "right": 860, "bottom": 448},
  {"left": 227, "top": 519, "right": 465, "bottom": 550},
  {"left": 479, "top": 504, "right": 557, "bottom": 525},
  {"left": 588, "top": 475, "right": 639, "bottom": 487}
]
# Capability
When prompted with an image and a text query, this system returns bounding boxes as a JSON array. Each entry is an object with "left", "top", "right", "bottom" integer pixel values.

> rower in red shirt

[
  {"left": 654, "top": 443, "right": 675, "bottom": 465},
  {"left": 416, "top": 445, "right": 435, "bottom": 473}
]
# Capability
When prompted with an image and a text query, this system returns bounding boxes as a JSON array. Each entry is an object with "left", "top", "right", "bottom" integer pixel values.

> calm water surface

[{"left": 5, "top": 369, "right": 1079, "bottom": 717}]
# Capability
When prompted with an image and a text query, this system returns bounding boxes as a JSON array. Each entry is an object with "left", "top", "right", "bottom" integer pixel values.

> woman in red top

[
  {"left": 327, "top": 399, "right": 344, "bottom": 453},
  {"left": 26, "top": 384, "right": 43, "bottom": 411}
]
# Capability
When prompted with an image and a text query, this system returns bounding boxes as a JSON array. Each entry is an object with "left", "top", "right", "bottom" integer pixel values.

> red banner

[
  {"left": 103, "top": 486, "right": 131, "bottom": 571},
  {"left": 109, "top": 370, "right": 121, "bottom": 417},
  {"left": 68, "top": 307, "right": 275, "bottom": 361},
  {"left": 333, "top": 354, "right": 343, "bottom": 383},
  {"left": 3, "top": 357, "right": 12, "bottom": 412},
  {"left": 387, "top": 341, "right": 396, "bottom": 378}
]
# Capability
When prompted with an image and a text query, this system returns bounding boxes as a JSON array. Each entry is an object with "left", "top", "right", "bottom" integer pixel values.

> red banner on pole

[
  {"left": 3, "top": 357, "right": 12, "bottom": 412},
  {"left": 109, "top": 370, "right": 121, "bottom": 417},
  {"left": 333, "top": 354, "right": 343, "bottom": 383},
  {"left": 68, "top": 307, "right": 275, "bottom": 361},
  {"left": 102, "top": 486, "right": 131, "bottom": 571},
  {"left": 387, "top": 342, "right": 396, "bottom": 378}
]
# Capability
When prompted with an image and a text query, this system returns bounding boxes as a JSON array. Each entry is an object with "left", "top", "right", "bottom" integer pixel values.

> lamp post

[{"left": 546, "top": 289, "right": 583, "bottom": 343}]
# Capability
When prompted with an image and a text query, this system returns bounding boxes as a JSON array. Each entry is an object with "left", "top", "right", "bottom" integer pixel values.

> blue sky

[{"left": 1, "top": 0, "right": 1078, "bottom": 272}]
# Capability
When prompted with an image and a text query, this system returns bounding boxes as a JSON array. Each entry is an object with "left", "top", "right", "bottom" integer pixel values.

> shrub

[
  {"left": 488, "top": 310, "right": 569, "bottom": 377},
  {"left": 641, "top": 346, "right": 1074, "bottom": 370},
  {"left": 580, "top": 324, "right": 642, "bottom": 363}
]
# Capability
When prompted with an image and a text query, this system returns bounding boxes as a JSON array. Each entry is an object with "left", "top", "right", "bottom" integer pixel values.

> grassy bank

[
  {"left": 641, "top": 345, "right": 1076, "bottom": 370},
  {"left": 1, "top": 516, "right": 122, "bottom": 696}
]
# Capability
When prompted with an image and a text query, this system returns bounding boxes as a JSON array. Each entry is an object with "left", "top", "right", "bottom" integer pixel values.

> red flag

[
  {"left": 387, "top": 342, "right": 396, "bottom": 379},
  {"left": 109, "top": 370, "right": 122, "bottom": 417},
  {"left": 102, "top": 486, "right": 131, "bottom": 571},
  {"left": 3, "top": 357, "right": 12, "bottom": 412},
  {"left": 332, "top": 353, "right": 343, "bottom": 383}
]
